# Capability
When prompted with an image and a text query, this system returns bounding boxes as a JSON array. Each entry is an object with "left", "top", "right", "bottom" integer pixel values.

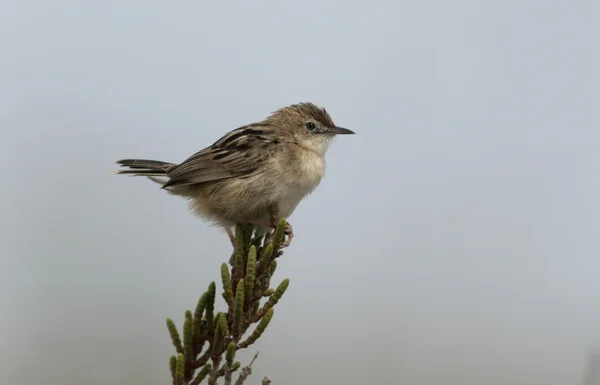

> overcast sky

[{"left": 1, "top": 0, "right": 598, "bottom": 384}]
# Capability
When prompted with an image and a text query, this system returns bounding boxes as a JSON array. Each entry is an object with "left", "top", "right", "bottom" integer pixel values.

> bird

[{"left": 113, "top": 102, "right": 355, "bottom": 247}]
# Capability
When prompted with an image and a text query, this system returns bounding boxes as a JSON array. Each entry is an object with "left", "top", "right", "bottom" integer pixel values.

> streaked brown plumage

[{"left": 114, "top": 102, "right": 354, "bottom": 246}]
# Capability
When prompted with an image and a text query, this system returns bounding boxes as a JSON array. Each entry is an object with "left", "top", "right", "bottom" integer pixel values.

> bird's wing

[{"left": 163, "top": 125, "right": 277, "bottom": 188}]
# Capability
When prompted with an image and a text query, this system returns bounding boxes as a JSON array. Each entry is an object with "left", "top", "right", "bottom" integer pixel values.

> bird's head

[{"left": 265, "top": 102, "right": 355, "bottom": 154}]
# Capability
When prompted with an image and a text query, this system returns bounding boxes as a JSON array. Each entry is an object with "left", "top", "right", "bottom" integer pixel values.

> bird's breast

[
  {"left": 274, "top": 150, "right": 325, "bottom": 218},
  {"left": 295, "top": 150, "right": 326, "bottom": 190}
]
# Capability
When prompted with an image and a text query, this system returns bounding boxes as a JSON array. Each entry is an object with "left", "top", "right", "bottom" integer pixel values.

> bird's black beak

[{"left": 328, "top": 126, "right": 355, "bottom": 135}]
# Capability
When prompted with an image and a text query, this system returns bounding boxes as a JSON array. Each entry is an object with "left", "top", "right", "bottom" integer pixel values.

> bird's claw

[
  {"left": 281, "top": 222, "right": 294, "bottom": 248},
  {"left": 266, "top": 219, "right": 294, "bottom": 248}
]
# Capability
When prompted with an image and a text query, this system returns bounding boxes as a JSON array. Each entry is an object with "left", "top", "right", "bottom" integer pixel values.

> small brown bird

[{"left": 113, "top": 102, "right": 354, "bottom": 247}]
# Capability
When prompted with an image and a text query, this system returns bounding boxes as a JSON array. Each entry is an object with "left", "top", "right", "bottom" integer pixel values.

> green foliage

[
  {"left": 234, "top": 253, "right": 245, "bottom": 281},
  {"left": 184, "top": 311, "right": 194, "bottom": 365},
  {"left": 271, "top": 218, "right": 287, "bottom": 252},
  {"left": 166, "top": 219, "right": 291, "bottom": 384},
  {"left": 190, "top": 364, "right": 211, "bottom": 385},
  {"left": 245, "top": 247, "right": 257, "bottom": 307},
  {"left": 250, "top": 279, "right": 289, "bottom": 324},
  {"left": 238, "top": 308, "right": 274, "bottom": 349},
  {"left": 234, "top": 224, "right": 246, "bottom": 255},
  {"left": 259, "top": 244, "right": 273, "bottom": 263},
  {"left": 233, "top": 280, "right": 245, "bottom": 338},
  {"left": 193, "top": 292, "right": 208, "bottom": 346},
  {"left": 211, "top": 313, "right": 225, "bottom": 362},
  {"left": 218, "top": 313, "right": 230, "bottom": 340},
  {"left": 167, "top": 318, "right": 183, "bottom": 354},
  {"left": 220, "top": 264, "right": 234, "bottom": 306},
  {"left": 205, "top": 282, "right": 216, "bottom": 335},
  {"left": 176, "top": 354, "right": 185, "bottom": 383},
  {"left": 170, "top": 355, "right": 177, "bottom": 379}
]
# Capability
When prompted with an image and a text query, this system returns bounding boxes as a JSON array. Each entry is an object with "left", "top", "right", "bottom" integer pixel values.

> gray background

[{"left": 1, "top": 0, "right": 598, "bottom": 384}]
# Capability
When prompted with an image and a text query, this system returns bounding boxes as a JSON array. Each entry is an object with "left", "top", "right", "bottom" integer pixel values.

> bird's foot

[
  {"left": 282, "top": 222, "right": 294, "bottom": 247},
  {"left": 268, "top": 218, "right": 294, "bottom": 248}
]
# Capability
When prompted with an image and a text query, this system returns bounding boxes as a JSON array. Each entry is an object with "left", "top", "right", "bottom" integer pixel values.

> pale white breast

[{"left": 277, "top": 149, "right": 326, "bottom": 218}]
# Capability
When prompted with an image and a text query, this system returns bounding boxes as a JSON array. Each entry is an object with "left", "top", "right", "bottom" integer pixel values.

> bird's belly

[
  {"left": 187, "top": 154, "right": 324, "bottom": 229},
  {"left": 276, "top": 184, "right": 314, "bottom": 218}
]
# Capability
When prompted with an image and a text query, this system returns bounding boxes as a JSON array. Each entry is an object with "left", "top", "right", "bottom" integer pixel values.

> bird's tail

[{"left": 113, "top": 159, "right": 175, "bottom": 176}]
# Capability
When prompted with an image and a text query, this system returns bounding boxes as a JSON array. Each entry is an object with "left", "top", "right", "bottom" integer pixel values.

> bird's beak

[{"left": 328, "top": 126, "right": 356, "bottom": 135}]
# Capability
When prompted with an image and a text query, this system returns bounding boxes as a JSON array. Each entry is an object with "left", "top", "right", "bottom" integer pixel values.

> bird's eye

[{"left": 305, "top": 122, "right": 317, "bottom": 131}]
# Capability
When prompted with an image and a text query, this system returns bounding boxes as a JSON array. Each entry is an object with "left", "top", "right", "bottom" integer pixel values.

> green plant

[{"left": 167, "top": 219, "right": 290, "bottom": 385}]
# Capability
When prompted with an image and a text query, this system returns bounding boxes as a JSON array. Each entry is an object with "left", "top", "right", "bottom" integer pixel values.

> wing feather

[{"left": 163, "top": 125, "right": 276, "bottom": 188}]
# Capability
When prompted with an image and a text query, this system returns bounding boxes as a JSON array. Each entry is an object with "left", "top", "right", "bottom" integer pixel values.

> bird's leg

[{"left": 226, "top": 228, "right": 236, "bottom": 247}]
